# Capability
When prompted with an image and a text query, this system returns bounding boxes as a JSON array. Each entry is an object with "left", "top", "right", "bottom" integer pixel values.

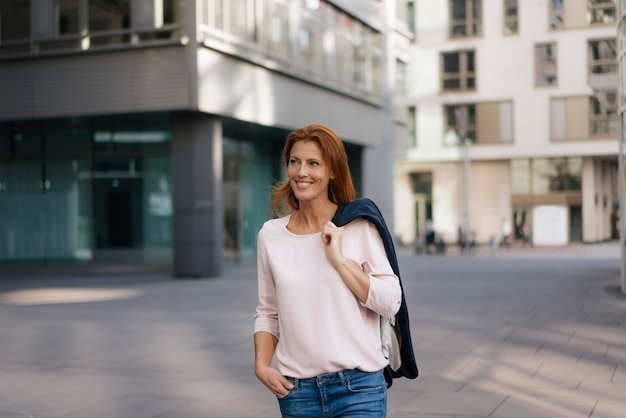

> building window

[
  {"left": 449, "top": 0, "right": 482, "bottom": 38},
  {"left": 0, "top": 0, "right": 31, "bottom": 54},
  {"left": 88, "top": 0, "right": 131, "bottom": 45},
  {"left": 511, "top": 159, "right": 531, "bottom": 195},
  {"left": 551, "top": 0, "right": 615, "bottom": 29},
  {"left": 550, "top": 0, "right": 563, "bottom": 28},
  {"left": 395, "top": 59, "right": 408, "bottom": 120},
  {"left": 445, "top": 104, "right": 476, "bottom": 144},
  {"left": 504, "top": 0, "right": 518, "bottom": 35},
  {"left": 407, "top": 1, "right": 416, "bottom": 33},
  {"left": 552, "top": 93, "right": 617, "bottom": 140},
  {"left": 588, "top": 0, "right": 616, "bottom": 24},
  {"left": 535, "top": 43, "right": 558, "bottom": 86},
  {"left": 203, "top": 0, "right": 383, "bottom": 101},
  {"left": 408, "top": 106, "right": 417, "bottom": 148},
  {"left": 589, "top": 38, "right": 617, "bottom": 76},
  {"left": 532, "top": 158, "right": 582, "bottom": 194},
  {"left": 441, "top": 50, "right": 475, "bottom": 91},
  {"left": 263, "top": 0, "right": 290, "bottom": 60},
  {"left": 513, "top": 158, "right": 582, "bottom": 195},
  {"left": 591, "top": 90, "right": 619, "bottom": 136},
  {"left": 445, "top": 102, "right": 513, "bottom": 145}
]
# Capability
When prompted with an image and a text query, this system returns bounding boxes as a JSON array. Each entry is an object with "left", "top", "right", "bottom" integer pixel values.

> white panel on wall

[
  {"left": 551, "top": 99, "right": 566, "bottom": 140},
  {"left": 499, "top": 102, "right": 513, "bottom": 142},
  {"left": 532, "top": 205, "right": 568, "bottom": 246}
]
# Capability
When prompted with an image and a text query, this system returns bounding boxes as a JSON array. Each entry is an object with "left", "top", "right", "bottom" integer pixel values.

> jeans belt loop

[{"left": 337, "top": 370, "right": 347, "bottom": 386}]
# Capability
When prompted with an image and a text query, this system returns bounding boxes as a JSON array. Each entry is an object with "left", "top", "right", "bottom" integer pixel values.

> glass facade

[
  {"left": 201, "top": 0, "right": 383, "bottom": 101},
  {"left": 0, "top": 0, "right": 184, "bottom": 56},
  {"left": 0, "top": 113, "right": 172, "bottom": 265}
]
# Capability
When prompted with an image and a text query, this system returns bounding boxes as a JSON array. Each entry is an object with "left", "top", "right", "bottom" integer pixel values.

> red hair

[{"left": 271, "top": 124, "right": 356, "bottom": 216}]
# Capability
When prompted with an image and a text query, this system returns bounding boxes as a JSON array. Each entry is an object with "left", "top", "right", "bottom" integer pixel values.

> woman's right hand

[{"left": 255, "top": 364, "right": 295, "bottom": 397}]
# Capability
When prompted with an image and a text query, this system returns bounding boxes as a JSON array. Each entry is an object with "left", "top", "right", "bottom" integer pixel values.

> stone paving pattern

[{"left": 0, "top": 242, "right": 623, "bottom": 417}]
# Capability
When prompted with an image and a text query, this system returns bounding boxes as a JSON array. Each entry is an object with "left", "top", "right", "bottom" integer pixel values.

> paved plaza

[{"left": 0, "top": 242, "right": 624, "bottom": 417}]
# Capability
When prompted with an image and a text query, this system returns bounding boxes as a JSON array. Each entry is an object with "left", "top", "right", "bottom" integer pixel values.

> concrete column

[
  {"left": 582, "top": 157, "right": 597, "bottom": 243},
  {"left": 171, "top": 113, "right": 223, "bottom": 277}
]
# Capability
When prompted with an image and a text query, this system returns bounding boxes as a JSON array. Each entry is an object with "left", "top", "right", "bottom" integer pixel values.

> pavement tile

[
  {"left": 469, "top": 341, "right": 544, "bottom": 356},
  {"left": 398, "top": 391, "right": 505, "bottom": 416},
  {"left": 590, "top": 400, "right": 626, "bottom": 418},
  {"left": 610, "top": 364, "right": 626, "bottom": 383},
  {"left": 67, "top": 396, "right": 191, "bottom": 418},
  {"left": 447, "top": 357, "right": 537, "bottom": 382},
  {"left": 159, "top": 400, "right": 280, "bottom": 418},
  {"left": 534, "top": 358, "right": 617, "bottom": 382},
  {"left": 0, "top": 390, "right": 118, "bottom": 417},
  {"left": 490, "top": 396, "right": 595, "bottom": 418},
  {"left": 577, "top": 381, "right": 626, "bottom": 399},
  {"left": 605, "top": 344, "right": 626, "bottom": 363}
]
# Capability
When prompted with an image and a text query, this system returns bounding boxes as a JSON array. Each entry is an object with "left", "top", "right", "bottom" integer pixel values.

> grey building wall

[{"left": 0, "top": 46, "right": 190, "bottom": 121}]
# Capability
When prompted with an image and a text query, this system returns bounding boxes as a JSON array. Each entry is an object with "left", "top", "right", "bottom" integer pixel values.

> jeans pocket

[
  {"left": 277, "top": 389, "right": 294, "bottom": 400},
  {"left": 346, "top": 371, "right": 385, "bottom": 394}
]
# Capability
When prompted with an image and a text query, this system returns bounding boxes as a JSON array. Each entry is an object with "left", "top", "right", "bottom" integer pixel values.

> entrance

[
  {"left": 569, "top": 205, "right": 582, "bottom": 242},
  {"left": 92, "top": 156, "right": 172, "bottom": 264}
]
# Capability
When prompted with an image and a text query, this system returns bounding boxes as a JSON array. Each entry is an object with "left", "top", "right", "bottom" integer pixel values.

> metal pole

[
  {"left": 463, "top": 136, "right": 471, "bottom": 253},
  {"left": 617, "top": 112, "right": 626, "bottom": 295},
  {"left": 617, "top": 1, "right": 626, "bottom": 295},
  {"left": 455, "top": 108, "right": 471, "bottom": 253}
]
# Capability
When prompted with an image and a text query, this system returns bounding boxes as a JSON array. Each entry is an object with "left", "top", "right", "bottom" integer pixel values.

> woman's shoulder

[
  {"left": 260, "top": 214, "right": 291, "bottom": 234},
  {"left": 344, "top": 218, "right": 377, "bottom": 234}
]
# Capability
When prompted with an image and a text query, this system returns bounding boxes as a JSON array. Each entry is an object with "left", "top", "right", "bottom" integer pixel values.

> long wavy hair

[{"left": 271, "top": 124, "right": 356, "bottom": 217}]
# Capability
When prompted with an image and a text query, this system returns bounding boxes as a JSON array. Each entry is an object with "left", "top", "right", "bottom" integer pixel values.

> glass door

[{"left": 0, "top": 161, "right": 44, "bottom": 261}]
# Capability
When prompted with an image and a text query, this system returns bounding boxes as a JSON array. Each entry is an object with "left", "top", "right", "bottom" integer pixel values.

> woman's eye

[
  {"left": 289, "top": 159, "right": 298, "bottom": 165},
  {"left": 310, "top": 161, "right": 319, "bottom": 167}
]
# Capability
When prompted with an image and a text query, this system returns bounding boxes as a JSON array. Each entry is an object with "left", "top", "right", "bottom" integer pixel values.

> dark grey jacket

[{"left": 332, "top": 198, "right": 418, "bottom": 388}]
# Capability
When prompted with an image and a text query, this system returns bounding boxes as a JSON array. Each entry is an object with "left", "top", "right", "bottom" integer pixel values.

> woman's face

[{"left": 287, "top": 140, "right": 334, "bottom": 205}]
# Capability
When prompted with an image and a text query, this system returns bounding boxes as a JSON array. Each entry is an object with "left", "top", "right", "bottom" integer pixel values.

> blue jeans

[{"left": 277, "top": 369, "right": 387, "bottom": 418}]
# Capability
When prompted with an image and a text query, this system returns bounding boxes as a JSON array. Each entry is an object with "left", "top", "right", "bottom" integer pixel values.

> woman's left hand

[{"left": 321, "top": 221, "right": 344, "bottom": 265}]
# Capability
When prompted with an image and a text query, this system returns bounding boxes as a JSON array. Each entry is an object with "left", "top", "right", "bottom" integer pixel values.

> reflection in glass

[{"left": 532, "top": 157, "right": 582, "bottom": 195}]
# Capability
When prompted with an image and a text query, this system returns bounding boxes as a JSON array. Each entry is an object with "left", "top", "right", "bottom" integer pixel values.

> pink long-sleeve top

[{"left": 254, "top": 214, "right": 402, "bottom": 379}]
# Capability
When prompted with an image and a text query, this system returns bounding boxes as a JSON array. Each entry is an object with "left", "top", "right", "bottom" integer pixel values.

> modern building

[
  {"left": 394, "top": 0, "right": 619, "bottom": 249},
  {"left": 0, "top": 0, "right": 412, "bottom": 276}
]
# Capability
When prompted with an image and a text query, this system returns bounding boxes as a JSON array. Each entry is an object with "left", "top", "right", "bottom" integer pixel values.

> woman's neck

[{"left": 289, "top": 201, "right": 338, "bottom": 234}]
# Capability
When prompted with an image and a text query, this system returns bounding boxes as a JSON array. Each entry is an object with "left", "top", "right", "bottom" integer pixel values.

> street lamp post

[{"left": 455, "top": 108, "right": 471, "bottom": 253}]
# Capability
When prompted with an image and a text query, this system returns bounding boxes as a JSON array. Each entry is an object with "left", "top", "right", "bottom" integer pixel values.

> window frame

[
  {"left": 441, "top": 50, "right": 476, "bottom": 92},
  {"left": 535, "top": 42, "right": 558, "bottom": 87},
  {"left": 590, "top": 90, "right": 619, "bottom": 138},
  {"left": 504, "top": 0, "right": 519, "bottom": 35},
  {"left": 449, "top": 0, "right": 482, "bottom": 39},
  {"left": 550, "top": 0, "right": 563, "bottom": 29},
  {"left": 588, "top": 38, "right": 617, "bottom": 77},
  {"left": 588, "top": 0, "right": 616, "bottom": 25},
  {"left": 444, "top": 104, "right": 476, "bottom": 145}
]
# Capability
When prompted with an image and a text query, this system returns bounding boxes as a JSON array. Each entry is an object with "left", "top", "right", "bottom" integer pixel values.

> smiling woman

[
  {"left": 252, "top": 124, "right": 413, "bottom": 417},
  {"left": 0, "top": 288, "right": 140, "bottom": 306}
]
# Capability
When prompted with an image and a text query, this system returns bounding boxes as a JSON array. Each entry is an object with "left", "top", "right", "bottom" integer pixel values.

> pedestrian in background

[
  {"left": 500, "top": 218, "right": 512, "bottom": 248},
  {"left": 253, "top": 124, "right": 402, "bottom": 417},
  {"left": 521, "top": 222, "right": 531, "bottom": 247}
]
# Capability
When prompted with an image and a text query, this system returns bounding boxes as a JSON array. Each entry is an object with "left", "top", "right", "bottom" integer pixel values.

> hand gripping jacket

[{"left": 332, "top": 198, "right": 419, "bottom": 388}]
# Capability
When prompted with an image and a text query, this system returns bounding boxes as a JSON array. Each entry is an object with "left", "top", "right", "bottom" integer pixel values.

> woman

[{"left": 253, "top": 124, "right": 402, "bottom": 417}]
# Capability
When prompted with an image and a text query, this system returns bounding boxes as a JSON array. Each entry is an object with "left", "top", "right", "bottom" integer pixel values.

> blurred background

[{"left": 0, "top": 0, "right": 623, "bottom": 291}]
